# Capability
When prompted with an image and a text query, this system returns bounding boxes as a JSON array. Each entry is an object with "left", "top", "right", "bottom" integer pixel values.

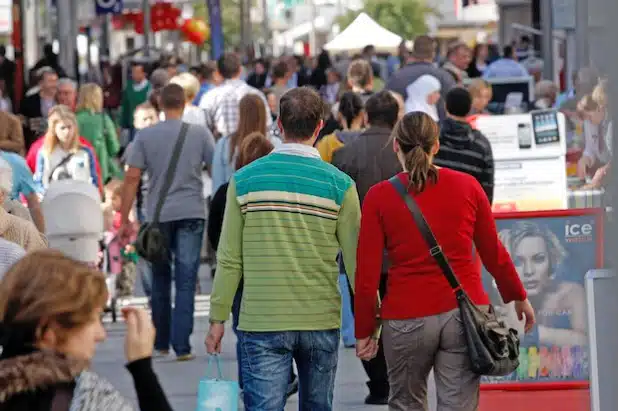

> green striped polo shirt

[{"left": 209, "top": 143, "right": 361, "bottom": 331}]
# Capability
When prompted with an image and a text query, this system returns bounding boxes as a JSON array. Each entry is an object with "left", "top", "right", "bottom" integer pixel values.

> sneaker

[
  {"left": 176, "top": 353, "right": 195, "bottom": 362},
  {"left": 153, "top": 350, "right": 170, "bottom": 358}
]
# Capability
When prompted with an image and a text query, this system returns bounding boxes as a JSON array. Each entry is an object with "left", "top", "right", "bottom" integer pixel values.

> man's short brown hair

[
  {"left": 279, "top": 87, "right": 324, "bottom": 141},
  {"left": 218, "top": 53, "right": 242, "bottom": 79},
  {"left": 160, "top": 83, "right": 186, "bottom": 110},
  {"left": 412, "top": 35, "right": 436, "bottom": 61},
  {"left": 347, "top": 59, "right": 373, "bottom": 89}
]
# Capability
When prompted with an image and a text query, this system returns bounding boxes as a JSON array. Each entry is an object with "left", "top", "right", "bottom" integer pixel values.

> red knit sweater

[{"left": 354, "top": 170, "right": 527, "bottom": 339}]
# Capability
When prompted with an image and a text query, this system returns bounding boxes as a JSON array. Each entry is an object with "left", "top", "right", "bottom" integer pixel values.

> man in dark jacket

[
  {"left": 386, "top": 35, "right": 456, "bottom": 120},
  {"left": 434, "top": 87, "right": 495, "bottom": 203},
  {"left": 332, "top": 91, "right": 403, "bottom": 405}
]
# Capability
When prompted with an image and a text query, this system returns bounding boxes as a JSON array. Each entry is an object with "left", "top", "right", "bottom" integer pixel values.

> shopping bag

[{"left": 196, "top": 355, "right": 239, "bottom": 411}]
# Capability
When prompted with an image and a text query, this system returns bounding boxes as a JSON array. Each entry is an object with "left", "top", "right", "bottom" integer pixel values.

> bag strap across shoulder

[
  {"left": 388, "top": 176, "right": 464, "bottom": 296},
  {"left": 50, "top": 153, "right": 75, "bottom": 177},
  {"left": 152, "top": 122, "right": 190, "bottom": 223}
]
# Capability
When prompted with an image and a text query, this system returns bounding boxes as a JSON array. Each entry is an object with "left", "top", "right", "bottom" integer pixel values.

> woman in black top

[{"left": 0, "top": 250, "right": 172, "bottom": 411}]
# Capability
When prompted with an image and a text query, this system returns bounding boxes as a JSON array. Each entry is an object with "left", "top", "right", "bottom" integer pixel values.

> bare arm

[
  {"left": 120, "top": 167, "right": 142, "bottom": 226},
  {"left": 25, "top": 193, "right": 45, "bottom": 233}
]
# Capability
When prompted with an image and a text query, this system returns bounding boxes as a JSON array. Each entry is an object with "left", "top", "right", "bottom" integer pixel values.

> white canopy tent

[{"left": 324, "top": 13, "right": 403, "bottom": 53}]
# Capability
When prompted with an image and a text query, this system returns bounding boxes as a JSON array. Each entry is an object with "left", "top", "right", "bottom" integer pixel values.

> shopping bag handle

[{"left": 206, "top": 354, "right": 224, "bottom": 380}]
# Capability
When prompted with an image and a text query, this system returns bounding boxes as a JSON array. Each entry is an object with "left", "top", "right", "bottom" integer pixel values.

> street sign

[
  {"left": 95, "top": 0, "right": 123, "bottom": 15},
  {"left": 552, "top": 0, "right": 576, "bottom": 30}
]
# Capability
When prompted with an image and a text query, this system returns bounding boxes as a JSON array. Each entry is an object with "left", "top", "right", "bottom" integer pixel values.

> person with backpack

[{"left": 33, "top": 107, "right": 102, "bottom": 196}]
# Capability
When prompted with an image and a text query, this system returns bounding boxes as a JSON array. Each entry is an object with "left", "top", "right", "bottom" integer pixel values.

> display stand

[{"left": 480, "top": 208, "right": 604, "bottom": 391}]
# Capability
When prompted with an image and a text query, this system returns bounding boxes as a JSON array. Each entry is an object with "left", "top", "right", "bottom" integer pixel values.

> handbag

[
  {"left": 196, "top": 355, "right": 239, "bottom": 411},
  {"left": 49, "top": 153, "right": 75, "bottom": 181},
  {"left": 135, "top": 122, "right": 189, "bottom": 263},
  {"left": 388, "top": 176, "right": 520, "bottom": 376}
]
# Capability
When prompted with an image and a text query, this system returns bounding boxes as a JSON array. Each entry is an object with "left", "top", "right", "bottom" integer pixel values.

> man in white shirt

[{"left": 199, "top": 53, "right": 272, "bottom": 139}]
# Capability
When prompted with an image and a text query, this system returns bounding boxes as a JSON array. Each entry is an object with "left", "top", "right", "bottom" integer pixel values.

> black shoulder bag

[
  {"left": 388, "top": 176, "right": 520, "bottom": 376},
  {"left": 136, "top": 123, "right": 189, "bottom": 263},
  {"left": 49, "top": 153, "right": 75, "bottom": 181}
]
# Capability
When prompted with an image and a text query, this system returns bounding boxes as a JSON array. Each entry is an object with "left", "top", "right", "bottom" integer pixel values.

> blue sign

[
  {"left": 206, "top": 0, "right": 224, "bottom": 60},
  {"left": 95, "top": 0, "right": 123, "bottom": 15}
]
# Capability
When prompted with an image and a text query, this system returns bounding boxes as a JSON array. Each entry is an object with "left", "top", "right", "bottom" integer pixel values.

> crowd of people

[{"left": 0, "top": 30, "right": 609, "bottom": 411}]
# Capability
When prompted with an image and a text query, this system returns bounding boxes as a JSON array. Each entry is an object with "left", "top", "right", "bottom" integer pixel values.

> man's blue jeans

[
  {"left": 150, "top": 218, "right": 204, "bottom": 356},
  {"left": 239, "top": 329, "right": 339, "bottom": 411}
]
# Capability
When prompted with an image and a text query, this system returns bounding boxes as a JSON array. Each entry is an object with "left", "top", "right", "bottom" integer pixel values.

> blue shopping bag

[{"left": 196, "top": 355, "right": 239, "bottom": 411}]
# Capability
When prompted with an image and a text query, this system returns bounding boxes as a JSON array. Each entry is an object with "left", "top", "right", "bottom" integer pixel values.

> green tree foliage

[
  {"left": 194, "top": 0, "right": 264, "bottom": 50},
  {"left": 193, "top": 0, "right": 242, "bottom": 47},
  {"left": 336, "top": 0, "right": 436, "bottom": 41}
]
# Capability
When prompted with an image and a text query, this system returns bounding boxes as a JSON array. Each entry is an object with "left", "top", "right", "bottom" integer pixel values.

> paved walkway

[{"left": 94, "top": 265, "right": 436, "bottom": 410}]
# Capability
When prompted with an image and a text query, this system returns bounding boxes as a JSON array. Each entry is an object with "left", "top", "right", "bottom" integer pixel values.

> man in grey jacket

[{"left": 386, "top": 35, "right": 456, "bottom": 120}]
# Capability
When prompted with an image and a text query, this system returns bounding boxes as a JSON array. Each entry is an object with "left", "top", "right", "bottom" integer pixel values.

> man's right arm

[
  {"left": 210, "top": 178, "right": 244, "bottom": 322},
  {"left": 121, "top": 137, "right": 145, "bottom": 225}
]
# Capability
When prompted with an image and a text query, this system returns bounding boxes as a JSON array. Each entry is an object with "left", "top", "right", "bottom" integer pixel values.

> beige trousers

[{"left": 382, "top": 308, "right": 481, "bottom": 411}]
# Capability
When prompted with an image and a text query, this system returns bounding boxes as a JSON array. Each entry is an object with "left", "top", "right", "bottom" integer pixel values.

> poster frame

[{"left": 480, "top": 207, "right": 604, "bottom": 391}]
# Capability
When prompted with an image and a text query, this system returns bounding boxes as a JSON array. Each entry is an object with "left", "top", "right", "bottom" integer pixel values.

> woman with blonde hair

[
  {"left": 76, "top": 83, "right": 121, "bottom": 183},
  {"left": 467, "top": 78, "right": 493, "bottom": 115},
  {"left": 34, "top": 106, "right": 101, "bottom": 193},
  {"left": 0, "top": 250, "right": 173, "bottom": 411},
  {"left": 491, "top": 220, "right": 586, "bottom": 347},
  {"left": 355, "top": 112, "right": 534, "bottom": 410},
  {"left": 577, "top": 81, "right": 612, "bottom": 186}
]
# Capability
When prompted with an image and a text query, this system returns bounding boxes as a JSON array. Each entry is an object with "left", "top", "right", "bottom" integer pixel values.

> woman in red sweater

[{"left": 354, "top": 112, "right": 535, "bottom": 411}]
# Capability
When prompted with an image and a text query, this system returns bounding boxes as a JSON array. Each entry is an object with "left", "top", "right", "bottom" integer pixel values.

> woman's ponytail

[
  {"left": 338, "top": 92, "right": 364, "bottom": 128},
  {"left": 392, "top": 112, "right": 440, "bottom": 193},
  {"left": 404, "top": 146, "right": 436, "bottom": 193}
]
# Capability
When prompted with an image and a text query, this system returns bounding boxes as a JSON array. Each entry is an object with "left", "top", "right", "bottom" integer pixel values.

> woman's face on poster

[{"left": 513, "top": 235, "right": 551, "bottom": 296}]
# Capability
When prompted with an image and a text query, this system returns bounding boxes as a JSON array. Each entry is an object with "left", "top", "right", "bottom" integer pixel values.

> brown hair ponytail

[{"left": 392, "top": 112, "right": 440, "bottom": 193}]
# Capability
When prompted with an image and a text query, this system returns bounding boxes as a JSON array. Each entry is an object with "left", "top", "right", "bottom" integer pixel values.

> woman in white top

[
  {"left": 404, "top": 75, "right": 441, "bottom": 121},
  {"left": 34, "top": 106, "right": 100, "bottom": 193}
]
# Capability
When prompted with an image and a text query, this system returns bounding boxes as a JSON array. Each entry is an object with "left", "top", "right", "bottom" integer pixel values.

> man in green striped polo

[{"left": 206, "top": 87, "right": 361, "bottom": 410}]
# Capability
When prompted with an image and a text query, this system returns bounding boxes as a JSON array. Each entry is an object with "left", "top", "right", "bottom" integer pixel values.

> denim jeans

[
  {"left": 151, "top": 218, "right": 204, "bottom": 356},
  {"left": 232, "top": 281, "right": 296, "bottom": 391},
  {"left": 239, "top": 329, "right": 339, "bottom": 411},
  {"left": 338, "top": 273, "right": 355, "bottom": 346},
  {"left": 137, "top": 257, "right": 152, "bottom": 298}
]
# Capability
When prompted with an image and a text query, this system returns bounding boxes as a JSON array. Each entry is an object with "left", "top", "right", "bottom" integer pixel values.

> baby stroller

[{"left": 41, "top": 180, "right": 114, "bottom": 317}]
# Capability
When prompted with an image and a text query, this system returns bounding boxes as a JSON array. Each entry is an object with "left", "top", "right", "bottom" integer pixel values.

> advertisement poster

[
  {"left": 475, "top": 113, "right": 569, "bottom": 213},
  {"left": 493, "top": 157, "right": 568, "bottom": 212},
  {"left": 481, "top": 210, "right": 602, "bottom": 385}
]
